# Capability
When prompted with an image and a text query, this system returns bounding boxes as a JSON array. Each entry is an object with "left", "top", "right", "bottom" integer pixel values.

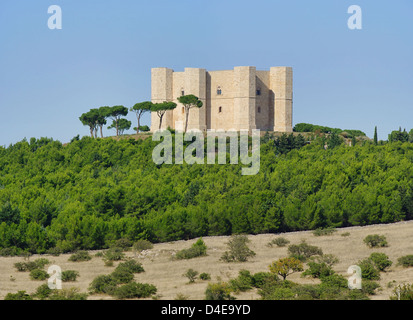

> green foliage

[
  {"left": 34, "top": 284, "right": 52, "bottom": 299},
  {"left": 69, "top": 251, "right": 92, "bottom": 262},
  {"left": 221, "top": 235, "right": 256, "bottom": 263},
  {"left": 229, "top": 270, "right": 254, "bottom": 293},
  {"left": 103, "top": 247, "right": 125, "bottom": 261},
  {"left": 397, "top": 255, "right": 413, "bottom": 268},
  {"left": 302, "top": 261, "right": 335, "bottom": 279},
  {"left": 175, "top": 238, "right": 207, "bottom": 260},
  {"left": 14, "top": 258, "right": 50, "bottom": 272},
  {"left": 389, "top": 128, "right": 409, "bottom": 143},
  {"left": 293, "top": 123, "right": 366, "bottom": 138},
  {"left": 267, "top": 237, "right": 290, "bottom": 247},
  {"left": 4, "top": 291, "right": 33, "bottom": 300},
  {"left": 390, "top": 283, "right": 413, "bottom": 300},
  {"left": 1, "top": 132, "right": 413, "bottom": 255},
  {"left": 369, "top": 252, "right": 392, "bottom": 272},
  {"left": 48, "top": 288, "right": 88, "bottom": 300},
  {"left": 274, "top": 133, "right": 306, "bottom": 154},
  {"left": 199, "top": 272, "right": 211, "bottom": 281},
  {"left": 133, "top": 240, "right": 153, "bottom": 253},
  {"left": 113, "top": 282, "right": 157, "bottom": 299},
  {"left": 287, "top": 241, "right": 323, "bottom": 262},
  {"left": 205, "top": 282, "right": 235, "bottom": 300},
  {"left": 30, "top": 269, "right": 49, "bottom": 280},
  {"left": 183, "top": 269, "right": 199, "bottom": 283},
  {"left": 115, "top": 259, "right": 145, "bottom": 274},
  {"left": 363, "top": 235, "right": 388, "bottom": 248},
  {"left": 358, "top": 258, "right": 381, "bottom": 280},
  {"left": 62, "top": 270, "right": 80, "bottom": 282},
  {"left": 89, "top": 274, "right": 118, "bottom": 295}
]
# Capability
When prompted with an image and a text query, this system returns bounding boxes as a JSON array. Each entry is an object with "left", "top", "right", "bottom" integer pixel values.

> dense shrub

[
  {"left": 287, "top": 241, "right": 323, "bottom": 262},
  {"left": 175, "top": 238, "right": 207, "bottom": 260},
  {"left": 115, "top": 259, "right": 144, "bottom": 274},
  {"left": 267, "top": 237, "right": 290, "bottom": 247},
  {"left": 110, "top": 238, "right": 132, "bottom": 250},
  {"left": 34, "top": 284, "right": 52, "bottom": 299},
  {"left": 4, "top": 291, "right": 33, "bottom": 300},
  {"left": 113, "top": 282, "right": 157, "bottom": 299},
  {"left": 229, "top": 270, "right": 254, "bottom": 293},
  {"left": 363, "top": 235, "right": 388, "bottom": 248},
  {"left": 133, "top": 240, "right": 153, "bottom": 253},
  {"left": 369, "top": 253, "right": 392, "bottom": 272},
  {"left": 111, "top": 268, "right": 134, "bottom": 284},
  {"left": 269, "top": 257, "right": 304, "bottom": 280},
  {"left": 14, "top": 258, "right": 50, "bottom": 272},
  {"left": 48, "top": 288, "right": 88, "bottom": 300},
  {"left": 88, "top": 274, "right": 118, "bottom": 295},
  {"left": 69, "top": 251, "right": 92, "bottom": 262},
  {"left": 251, "top": 272, "right": 279, "bottom": 288},
  {"left": 312, "top": 227, "right": 336, "bottom": 237},
  {"left": 29, "top": 269, "right": 49, "bottom": 281},
  {"left": 302, "top": 261, "right": 335, "bottom": 279},
  {"left": 205, "top": 282, "right": 235, "bottom": 300},
  {"left": 221, "top": 235, "right": 255, "bottom": 263},
  {"left": 397, "top": 255, "right": 413, "bottom": 268},
  {"left": 199, "top": 273, "right": 211, "bottom": 281},
  {"left": 62, "top": 270, "right": 80, "bottom": 282},
  {"left": 390, "top": 284, "right": 413, "bottom": 300},
  {"left": 358, "top": 259, "right": 381, "bottom": 280},
  {"left": 103, "top": 247, "right": 125, "bottom": 261}
]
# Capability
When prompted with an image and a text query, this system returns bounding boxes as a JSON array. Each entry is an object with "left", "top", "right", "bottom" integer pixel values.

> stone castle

[{"left": 150, "top": 66, "right": 293, "bottom": 132}]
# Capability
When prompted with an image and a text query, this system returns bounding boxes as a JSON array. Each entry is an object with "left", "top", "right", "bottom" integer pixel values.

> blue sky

[{"left": 0, "top": 0, "right": 412, "bottom": 145}]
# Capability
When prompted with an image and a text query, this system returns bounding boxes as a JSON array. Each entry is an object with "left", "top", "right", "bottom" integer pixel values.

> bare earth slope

[{"left": 1, "top": 220, "right": 412, "bottom": 300}]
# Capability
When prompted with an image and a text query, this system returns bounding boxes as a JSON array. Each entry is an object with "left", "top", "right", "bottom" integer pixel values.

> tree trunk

[
  {"left": 100, "top": 125, "right": 103, "bottom": 138},
  {"left": 184, "top": 107, "right": 190, "bottom": 133},
  {"left": 116, "top": 119, "right": 119, "bottom": 136},
  {"left": 90, "top": 127, "right": 94, "bottom": 138},
  {"left": 137, "top": 115, "right": 141, "bottom": 134}
]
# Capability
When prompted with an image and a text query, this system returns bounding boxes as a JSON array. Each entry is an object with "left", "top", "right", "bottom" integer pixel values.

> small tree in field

[
  {"left": 221, "top": 235, "right": 256, "bottom": 263},
  {"left": 107, "top": 105, "right": 129, "bottom": 136},
  {"left": 151, "top": 102, "right": 177, "bottom": 130},
  {"left": 130, "top": 101, "right": 153, "bottom": 134},
  {"left": 269, "top": 257, "right": 304, "bottom": 280},
  {"left": 177, "top": 95, "right": 203, "bottom": 133}
]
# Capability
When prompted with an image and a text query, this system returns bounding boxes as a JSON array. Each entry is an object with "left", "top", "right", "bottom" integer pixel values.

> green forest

[{"left": 1, "top": 128, "right": 413, "bottom": 255}]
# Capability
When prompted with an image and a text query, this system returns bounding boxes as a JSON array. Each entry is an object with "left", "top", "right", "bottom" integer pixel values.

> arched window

[
  {"left": 217, "top": 86, "right": 222, "bottom": 95},
  {"left": 257, "top": 106, "right": 261, "bottom": 113},
  {"left": 219, "top": 106, "right": 222, "bottom": 113},
  {"left": 256, "top": 88, "right": 261, "bottom": 96}
]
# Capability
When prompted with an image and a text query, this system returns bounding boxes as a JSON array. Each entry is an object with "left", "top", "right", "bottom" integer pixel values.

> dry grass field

[{"left": 1, "top": 220, "right": 412, "bottom": 300}]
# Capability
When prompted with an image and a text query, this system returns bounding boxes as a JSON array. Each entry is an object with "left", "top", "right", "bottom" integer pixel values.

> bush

[
  {"left": 358, "top": 259, "right": 381, "bottom": 280},
  {"left": 312, "top": 227, "right": 336, "bottom": 237},
  {"left": 89, "top": 274, "right": 118, "bottom": 295},
  {"left": 110, "top": 238, "right": 132, "bottom": 250},
  {"left": 48, "top": 288, "right": 88, "bottom": 300},
  {"left": 113, "top": 282, "right": 157, "bottom": 299},
  {"left": 361, "top": 280, "right": 381, "bottom": 295},
  {"left": 302, "top": 261, "right": 335, "bottom": 279},
  {"left": 47, "top": 247, "right": 62, "bottom": 256},
  {"left": 175, "top": 293, "right": 189, "bottom": 300},
  {"left": 111, "top": 268, "right": 134, "bottom": 284},
  {"left": 133, "top": 239, "right": 153, "bottom": 253},
  {"left": 369, "top": 253, "right": 392, "bottom": 272},
  {"left": 220, "top": 235, "right": 256, "bottom": 263},
  {"left": 103, "top": 247, "right": 125, "bottom": 261},
  {"left": 4, "top": 291, "right": 33, "bottom": 300},
  {"left": 229, "top": 270, "right": 254, "bottom": 293},
  {"left": 397, "top": 255, "right": 413, "bottom": 268},
  {"left": 69, "top": 250, "right": 92, "bottom": 262},
  {"left": 183, "top": 269, "right": 199, "bottom": 283},
  {"left": 175, "top": 238, "right": 207, "bottom": 260},
  {"left": 62, "top": 270, "right": 80, "bottom": 282},
  {"left": 199, "top": 273, "right": 211, "bottom": 281},
  {"left": 363, "top": 234, "right": 388, "bottom": 248},
  {"left": 269, "top": 257, "right": 304, "bottom": 280},
  {"left": 267, "top": 237, "right": 290, "bottom": 247},
  {"left": 287, "top": 241, "right": 323, "bottom": 262},
  {"left": 252, "top": 272, "right": 279, "bottom": 288},
  {"left": 115, "top": 259, "right": 144, "bottom": 274},
  {"left": 14, "top": 258, "right": 50, "bottom": 272},
  {"left": 205, "top": 282, "right": 235, "bottom": 300},
  {"left": 390, "top": 283, "right": 413, "bottom": 300},
  {"left": 34, "top": 284, "right": 53, "bottom": 299},
  {"left": 30, "top": 269, "right": 49, "bottom": 281}
]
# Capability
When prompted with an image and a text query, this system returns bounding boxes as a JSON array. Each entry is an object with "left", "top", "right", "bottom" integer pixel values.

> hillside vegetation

[{"left": 1, "top": 133, "right": 413, "bottom": 254}]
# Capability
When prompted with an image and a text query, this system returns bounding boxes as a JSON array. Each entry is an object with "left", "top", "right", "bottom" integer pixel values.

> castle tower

[
  {"left": 151, "top": 67, "right": 173, "bottom": 131},
  {"left": 233, "top": 66, "right": 256, "bottom": 131},
  {"left": 270, "top": 67, "right": 293, "bottom": 132}
]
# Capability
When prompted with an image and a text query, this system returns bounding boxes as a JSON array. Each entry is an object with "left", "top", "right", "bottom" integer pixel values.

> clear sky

[{"left": 0, "top": 0, "right": 412, "bottom": 146}]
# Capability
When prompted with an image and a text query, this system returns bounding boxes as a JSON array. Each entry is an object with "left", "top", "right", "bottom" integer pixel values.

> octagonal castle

[{"left": 150, "top": 66, "right": 293, "bottom": 132}]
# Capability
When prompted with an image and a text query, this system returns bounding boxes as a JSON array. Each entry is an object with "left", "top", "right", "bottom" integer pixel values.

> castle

[{"left": 150, "top": 66, "right": 293, "bottom": 132}]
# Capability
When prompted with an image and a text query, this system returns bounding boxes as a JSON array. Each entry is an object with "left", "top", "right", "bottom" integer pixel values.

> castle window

[
  {"left": 256, "top": 88, "right": 261, "bottom": 96},
  {"left": 257, "top": 106, "right": 261, "bottom": 113},
  {"left": 181, "top": 88, "right": 185, "bottom": 96},
  {"left": 219, "top": 106, "right": 222, "bottom": 113},
  {"left": 217, "top": 86, "right": 222, "bottom": 95}
]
